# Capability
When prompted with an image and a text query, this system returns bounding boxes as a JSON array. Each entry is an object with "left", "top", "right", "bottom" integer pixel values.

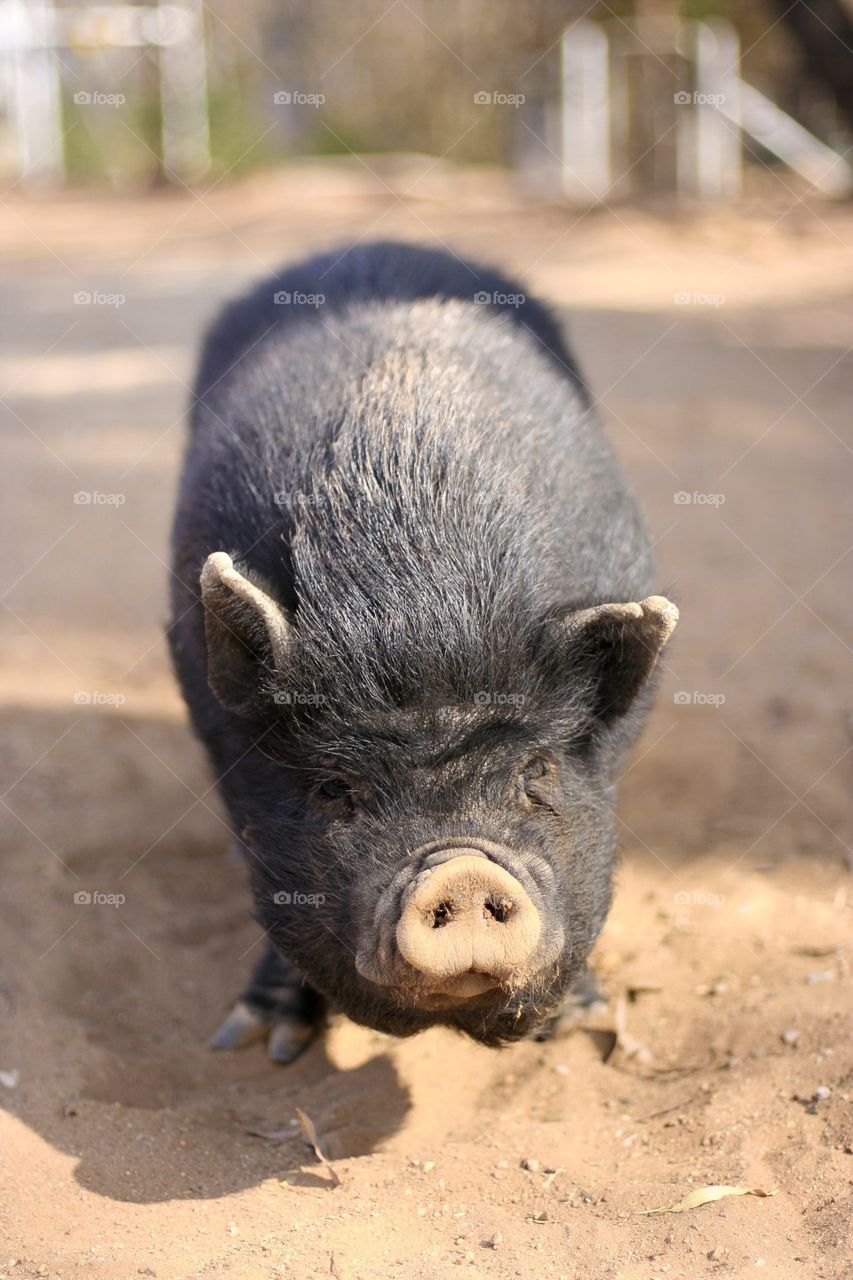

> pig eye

[
  {"left": 316, "top": 777, "right": 351, "bottom": 802},
  {"left": 519, "top": 758, "right": 557, "bottom": 810},
  {"left": 523, "top": 758, "right": 549, "bottom": 781}
]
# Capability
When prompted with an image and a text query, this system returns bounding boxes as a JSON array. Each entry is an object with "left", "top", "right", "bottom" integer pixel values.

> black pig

[{"left": 169, "top": 241, "right": 677, "bottom": 1062}]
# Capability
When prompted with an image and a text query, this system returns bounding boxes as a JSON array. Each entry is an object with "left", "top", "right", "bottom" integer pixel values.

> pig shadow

[{"left": 0, "top": 705, "right": 410, "bottom": 1204}]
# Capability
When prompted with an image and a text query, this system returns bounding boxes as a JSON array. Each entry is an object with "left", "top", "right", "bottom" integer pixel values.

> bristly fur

[{"left": 169, "top": 240, "right": 662, "bottom": 1047}]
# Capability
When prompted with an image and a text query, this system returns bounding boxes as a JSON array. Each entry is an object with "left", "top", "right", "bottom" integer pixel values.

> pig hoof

[
  {"left": 209, "top": 1001, "right": 319, "bottom": 1063},
  {"left": 210, "top": 999, "right": 269, "bottom": 1050},
  {"left": 209, "top": 944, "right": 322, "bottom": 1064},
  {"left": 534, "top": 967, "right": 608, "bottom": 1041},
  {"left": 267, "top": 1018, "right": 317, "bottom": 1063}
]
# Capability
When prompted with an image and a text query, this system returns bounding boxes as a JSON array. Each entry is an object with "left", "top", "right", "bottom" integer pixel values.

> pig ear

[
  {"left": 556, "top": 595, "right": 678, "bottom": 725},
  {"left": 199, "top": 552, "right": 293, "bottom": 717}
]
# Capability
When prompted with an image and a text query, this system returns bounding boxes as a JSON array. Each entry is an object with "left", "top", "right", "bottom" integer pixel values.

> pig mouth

[{"left": 354, "top": 837, "right": 565, "bottom": 1011}]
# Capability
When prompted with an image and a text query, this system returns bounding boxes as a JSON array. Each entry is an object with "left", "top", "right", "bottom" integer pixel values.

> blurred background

[
  {"left": 4, "top": 0, "right": 850, "bottom": 194},
  {"left": 1, "top": 5, "right": 851, "bottom": 1278},
  {"left": 3, "top": 0, "right": 853, "bottom": 196}
]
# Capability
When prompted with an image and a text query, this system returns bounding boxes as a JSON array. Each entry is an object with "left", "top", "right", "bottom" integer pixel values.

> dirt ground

[{"left": 1, "top": 159, "right": 851, "bottom": 1280}]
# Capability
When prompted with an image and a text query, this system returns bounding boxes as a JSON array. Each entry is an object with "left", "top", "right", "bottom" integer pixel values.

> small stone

[
  {"left": 694, "top": 980, "right": 727, "bottom": 997},
  {"left": 485, "top": 1233, "right": 502, "bottom": 1249},
  {"left": 521, "top": 1158, "right": 541, "bottom": 1172},
  {"left": 814, "top": 1085, "right": 831, "bottom": 1101},
  {"left": 781, "top": 1028, "right": 800, "bottom": 1046}
]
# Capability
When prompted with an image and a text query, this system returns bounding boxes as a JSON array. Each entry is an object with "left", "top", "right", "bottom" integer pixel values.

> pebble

[
  {"left": 813, "top": 1085, "right": 831, "bottom": 1101},
  {"left": 521, "top": 1158, "right": 541, "bottom": 1172},
  {"left": 780, "top": 1028, "right": 800, "bottom": 1046}
]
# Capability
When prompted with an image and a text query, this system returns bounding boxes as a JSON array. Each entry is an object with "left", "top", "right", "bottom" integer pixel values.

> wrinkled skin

[{"left": 169, "top": 241, "right": 677, "bottom": 1057}]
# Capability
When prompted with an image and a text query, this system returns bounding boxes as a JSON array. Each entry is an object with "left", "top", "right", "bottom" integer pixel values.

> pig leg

[
  {"left": 210, "top": 943, "right": 324, "bottom": 1064},
  {"left": 534, "top": 966, "right": 608, "bottom": 1040}
]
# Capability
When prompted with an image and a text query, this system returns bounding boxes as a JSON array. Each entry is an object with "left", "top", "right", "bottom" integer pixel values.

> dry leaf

[
  {"left": 296, "top": 1107, "right": 341, "bottom": 1187},
  {"left": 639, "top": 1184, "right": 777, "bottom": 1215}
]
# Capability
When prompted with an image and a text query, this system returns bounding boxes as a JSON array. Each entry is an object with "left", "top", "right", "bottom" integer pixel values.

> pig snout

[
  {"left": 353, "top": 841, "right": 565, "bottom": 1010},
  {"left": 394, "top": 854, "right": 541, "bottom": 996}
]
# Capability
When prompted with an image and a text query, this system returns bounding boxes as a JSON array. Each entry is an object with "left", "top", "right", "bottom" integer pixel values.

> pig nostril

[
  {"left": 430, "top": 895, "right": 515, "bottom": 928},
  {"left": 430, "top": 901, "right": 454, "bottom": 928},
  {"left": 484, "top": 896, "right": 514, "bottom": 924}
]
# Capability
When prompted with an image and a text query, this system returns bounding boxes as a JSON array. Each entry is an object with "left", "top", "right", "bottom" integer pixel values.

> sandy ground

[{"left": 1, "top": 160, "right": 851, "bottom": 1279}]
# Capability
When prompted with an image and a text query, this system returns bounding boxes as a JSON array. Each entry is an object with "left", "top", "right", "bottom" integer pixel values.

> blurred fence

[{"left": 1, "top": 0, "right": 851, "bottom": 199}]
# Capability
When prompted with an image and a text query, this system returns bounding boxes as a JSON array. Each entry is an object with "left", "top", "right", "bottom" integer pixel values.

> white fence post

[
  {"left": 560, "top": 22, "right": 611, "bottom": 203},
  {"left": 6, "top": 0, "right": 64, "bottom": 186},
  {"left": 677, "top": 20, "right": 742, "bottom": 199},
  {"left": 158, "top": 0, "right": 210, "bottom": 183}
]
